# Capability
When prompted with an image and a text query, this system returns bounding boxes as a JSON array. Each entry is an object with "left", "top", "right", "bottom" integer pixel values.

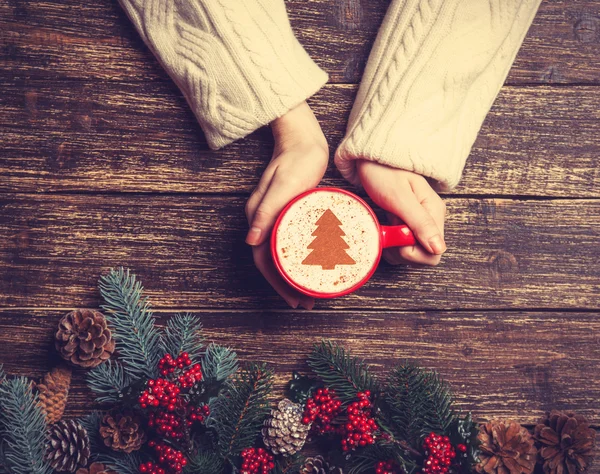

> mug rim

[{"left": 270, "top": 187, "right": 383, "bottom": 299}]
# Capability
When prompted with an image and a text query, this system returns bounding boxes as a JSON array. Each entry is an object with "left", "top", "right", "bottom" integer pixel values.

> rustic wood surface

[{"left": 0, "top": 0, "right": 599, "bottom": 463}]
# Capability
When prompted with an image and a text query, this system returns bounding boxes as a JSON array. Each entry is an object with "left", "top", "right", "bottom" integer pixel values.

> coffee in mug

[{"left": 271, "top": 187, "right": 415, "bottom": 298}]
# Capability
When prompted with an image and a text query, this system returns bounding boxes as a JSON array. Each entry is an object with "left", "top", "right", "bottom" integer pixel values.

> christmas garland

[{"left": 0, "top": 268, "right": 596, "bottom": 474}]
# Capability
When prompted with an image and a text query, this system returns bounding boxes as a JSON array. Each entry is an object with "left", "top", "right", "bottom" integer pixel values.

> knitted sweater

[{"left": 118, "top": 0, "right": 542, "bottom": 191}]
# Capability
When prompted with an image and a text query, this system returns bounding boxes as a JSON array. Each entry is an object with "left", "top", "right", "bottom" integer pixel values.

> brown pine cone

[
  {"left": 45, "top": 420, "right": 91, "bottom": 473},
  {"left": 262, "top": 398, "right": 310, "bottom": 456},
  {"left": 300, "top": 455, "right": 343, "bottom": 474},
  {"left": 36, "top": 365, "right": 72, "bottom": 424},
  {"left": 55, "top": 309, "right": 115, "bottom": 368},
  {"left": 76, "top": 463, "right": 117, "bottom": 474},
  {"left": 534, "top": 410, "right": 596, "bottom": 474},
  {"left": 99, "top": 413, "right": 146, "bottom": 453},
  {"left": 477, "top": 420, "right": 537, "bottom": 474}
]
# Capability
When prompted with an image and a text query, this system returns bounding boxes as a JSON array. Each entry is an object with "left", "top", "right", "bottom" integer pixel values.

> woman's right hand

[{"left": 245, "top": 101, "right": 329, "bottom": 309}]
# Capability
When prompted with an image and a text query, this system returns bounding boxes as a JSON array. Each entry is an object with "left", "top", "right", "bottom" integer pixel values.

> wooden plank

[
  {"left": 0, "top": 0, "right": 598, "bottom": 84},
  {"left": 1, "top": 82, "right": 598, "bottom": 196},
  {"left": 1, "top": 195, "right": 598, "bottom": 310},
  {"left": 0, "top": 309, "right": 599, "bottom": 424}
]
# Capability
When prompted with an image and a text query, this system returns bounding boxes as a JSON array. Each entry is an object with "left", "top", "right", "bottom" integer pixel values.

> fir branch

[
  {"left": 307, "top": 340, "right": 379, "bottom": 404},
  {"left": 0, "top": 441, "right": 7, "bottom": 474},
  {"left": 162, "top": 313, "right": 205, "bottom": 362},
  {"left": 79, "top": 411, "right": 103, "bottom": 460},
  {"left": 272, "top": 454, "right": 306, "bottom": 474},
  {"left": 384, "top": 364, "right": 457, "bottom": 447},
  {"left": 87, "top": 360, "right": 131, "bottom": 403},
  {"left": 98, "top": 451, "right": 143, "bottom": 474},
  {"left": 0, "top": 377, "right": 52, "bottom": 474},
  {"left": 0, "top": 365, "right": 5, "bottom": 383},
  {"left": 206, "top": 363, "right": 273, "bottom": 463},
  {"left": 346, "top": 443, "right": 413, "bottom": 474},
  {"left": 201, "top": 344, "right": 238, "bottom": 384},
  {"left": 185, "top": 451, "right": 224, "bottom": 474},
  {"left": 99, "top": 268, "right": 163, "bottom": 379}
]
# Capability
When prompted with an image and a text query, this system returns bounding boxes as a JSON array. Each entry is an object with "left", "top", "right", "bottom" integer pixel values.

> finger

[
  {"left": 252, "top": 244, "right": 314, "bottom": 309},
  {"left": 382, "top": 212, "right": 441, "bottom": 266},
  {"left": 380, "top": 190, "right": 446, "bottom": 255},
  {"left": 420, "top": 195, "right": 446, "bottom": 239},
  {"left": 245, "top": 164, "right": 277, "bottom": 225},
  {"left": 246, "top": 172, "right": 309, "bottom": 246}
]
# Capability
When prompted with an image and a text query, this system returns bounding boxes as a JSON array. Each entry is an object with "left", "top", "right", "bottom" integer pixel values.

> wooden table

[{"left": 1, "top": 0, "right": 599, "bottom": 460}]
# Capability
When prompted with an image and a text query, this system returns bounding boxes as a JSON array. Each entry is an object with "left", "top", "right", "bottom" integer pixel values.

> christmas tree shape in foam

[{"left": 302, "top": 209, "right": 356, "bottom": 270}]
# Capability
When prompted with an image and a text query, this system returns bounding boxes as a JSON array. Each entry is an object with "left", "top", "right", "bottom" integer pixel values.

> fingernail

[
  {"left": 245, "top": 227, "right": 262, "bottom": 246},
  {"left": 429, "top": 235, "right": 446, "bottom": 254},
  {"left": 286, "top": 297, "right": 300, "bottom": 309},
  {"left": 300, "top": 297, "right": 314, "bottom": 310}
]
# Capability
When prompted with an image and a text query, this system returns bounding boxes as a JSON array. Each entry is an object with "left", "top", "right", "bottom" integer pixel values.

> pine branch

[
  {"left": 0, "top": 365, "right": 5, "bottom": 383},
  {"left": 185, "top": 451, "right": 224, "bottom": 474},
  {"left": 307, "top": 340, "right": 379, "bottom": 404},
  {"left": 79, "top": 411, "right": 103, "bottom": 459},
  {"left": 99, "top": 268, "right": 163, "bottom": 379},
  {"left": 162, "top": 313, "right": 205, "bottom": 363},
  {"left": 206, "top": 363, "right": 273, "bottom": 463},
  {"left": 201, "top": 344, "right": 238, "bottom": 384},
  {"left": 98, "top": 451, "right": 143, "bottom": 474},
  {"left": 272, "top": 454, "right": 306, "bottom": 474},
  {"left": 87, "top": 360, "right": 131, "bottom": 403},
  {"left": 384, "top": 364, "right": 457, "bottom": 447},
  {"left": 0, "top": 377, "right": 52, "bottom": 474},
  {"left": 346, "top": 443, "right": 414, "bottom": 474},
  {"left": 0, "top": 441, "right": 8, "bottom": 474}
]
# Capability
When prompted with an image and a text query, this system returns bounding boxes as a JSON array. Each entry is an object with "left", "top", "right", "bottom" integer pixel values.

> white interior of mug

[{"left": 274, "top": 189, "right": 381, "bottom": 295}]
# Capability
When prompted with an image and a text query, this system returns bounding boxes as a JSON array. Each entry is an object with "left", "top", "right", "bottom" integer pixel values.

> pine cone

[
  {"left": 76, "top": 463, "right": 117, "bottom": 474},
  {"left": 534, "top": 410, "right": 596, "bottom": 474},
  {"left": 300, "top": 455, "right": 343, "bottom": 474},
  {"left": 45, "top": 420, "right": 91, "bottom": 473},
  {"left": 262, "top": 399, "right": 310, "bottom": 456},
  {"left": 55, "top": 309, "right": 115, "bottom": 368},
  {"left": 99, "top": 413, "right": 146, "bottom": 453},
  {"left": 477, "top": 420, "right": 537, "bottom": 474},
  {"left": 36, "top": 365, "right": 72, "bottom": 424}
]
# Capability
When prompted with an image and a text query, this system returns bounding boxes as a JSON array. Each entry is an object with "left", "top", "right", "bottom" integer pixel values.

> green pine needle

[
  {"left": 0, "top": 377, "right": 52, "bottom": 474},
  {"left": 206, "top": 363, "right": 273, "bottom": 462},
  {"left": 0, "top": 365, "right": 5, "bottom": 383},
  {"left": 87, "top": 360, "right": 131, "bottom": 403},
  {"left": 347, "top": 443, "right": 413, "bottom": 474},
  {"left": 384, "top": 364, "right": 457, "bottom": 447},
  {"left": 272, "top": 454, "right": 306, "bottom": 474},
  {"left": 79, "top": 411, "right": 103, "bottom": 459},
  {"left": 202, "top": 344, "right": 238, "bottom": 384},
  {"left": 162, "top": 313, "right": 205, "bottom": 363},
  {"left": 185, "top": 451, "right": 224, "bottom": 474},
  {"left": 98, "top": 451, "right": 143, "bottom": 474},
  {"left": 307, "top": 340, "right": 379, "bottom": 404},
  {"left": 99, "top": 268, "right": 163, "bottom": 379}
]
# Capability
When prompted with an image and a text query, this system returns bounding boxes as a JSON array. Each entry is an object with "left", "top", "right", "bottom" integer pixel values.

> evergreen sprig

[
  {"left": 206, "top": 363, "right": 273, "bottom": 464},
  {"left": 307, "top": 341, "right": 379, "bottom": 404},
  {"left": 162, "top": 313, "right": 205, "bottom": 363},
  {"left": 87, "top": 360, "right": 131, "bottom": 403},
  {"left": 185, "top": 451, "right": 224, "bottom": 474},
  {"left": 79, "top": 411, "right": 103, "bottom": 460},
  {"left": 384, "top": 364, "right": 456, "bottom": 447},
  {"left": 99, "top": 268, "right": 163, "bottom": 379},
  {"left": 346, "top": 443, "right": 413, "bottom": 474},
  {"left": 0, "top": 377, "right": 52, "bottom": 474},
  {"left": 0, "top": 365, "right": 5, "bottom": 383},
  {"left": 98, "top": 451, "right": 142, "bottom": 474},
  {"left": 272, "top": 454, "right": 306, "bottom": 474},
  {"left": 201, "top": 344, "right": 238, "bottom": 384}
]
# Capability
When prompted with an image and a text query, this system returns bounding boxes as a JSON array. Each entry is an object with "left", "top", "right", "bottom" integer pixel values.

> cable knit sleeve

[
  {"left": 118, "top": 0, "right": 328, "bottom": 149},
  {"left": 335, "top": 0, "right": 542, "bottom": 191}
]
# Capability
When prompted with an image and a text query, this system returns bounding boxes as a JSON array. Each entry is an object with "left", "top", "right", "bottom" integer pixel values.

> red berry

[
  {"left": 340, "top": 392, "right": 377, "bottom": 451},
  {"left": 302, "top": 388, "right": 342, "bottom": 435},
  {"left": 375, "top": 460, "right": 401, "bottom": 474},
  {"left": 420, "top": 433, "right": 458, "bottom": 474},
  {"left": 240, "top": 447, "right": 274, "bottom": 474}
]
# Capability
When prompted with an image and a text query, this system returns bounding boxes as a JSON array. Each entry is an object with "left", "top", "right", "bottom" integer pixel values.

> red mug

[{"left": 271, "top": 187, "right": 415, "bottom": 298}]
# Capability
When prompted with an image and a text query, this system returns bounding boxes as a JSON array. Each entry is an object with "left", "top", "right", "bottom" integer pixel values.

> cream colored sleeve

[
  {"left": 335, "top": 0, "right": 542, "bottom": 191},
  {"left": 118, "top": 0, "right": 328, "bottom": 149}
]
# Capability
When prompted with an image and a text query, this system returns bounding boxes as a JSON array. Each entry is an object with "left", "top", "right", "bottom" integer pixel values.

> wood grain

[
  {"left": 0, "top": 309, "right": 599, "bottom": 424},
  {"left": 1, "top": 82, "right": 598, "bottom": 196},
  {"left": 0, "top": 0, "right": 598, "bottom": 84},
  {"left": 1, "top": 194, "right": 598, "bottom": 310}
]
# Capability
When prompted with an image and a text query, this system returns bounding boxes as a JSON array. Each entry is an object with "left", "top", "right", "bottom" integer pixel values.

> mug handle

[{"left": 381, "top": 225, "right": 415, "bottom": 248}]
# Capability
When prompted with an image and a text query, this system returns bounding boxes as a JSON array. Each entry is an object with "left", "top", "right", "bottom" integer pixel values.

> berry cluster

[
  {"left": 158, "top": 353, "right": 190, "bottom": 376},
  {"left": 147, "top": 411, "right": 185, "bottom": 439},
  {"left": 189, "top": 404, "right": 210, "bottom": 423},
  {"left": 139, "top": 379, "right": 181, "bottom": 411},
  {"left": 139, "top": 441, "right": 187, "bottom": 474},
  {"left": 420, "top": 433, "right": 457, "bottom": 474},
  {"left": 375, "top": 460, "right": 402, "bottom": 474},
  {"left": 301, "top": 388, "right": 342, "bottom": 434},
  {"left": 240, "top": 447, "right": 274, "bottom": 474},
  {"left": 341, "top": 391, "right": 378, "bottom": 451},
  {"left": 178, "top": 363, "right": 202, "bottom": 388}
]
